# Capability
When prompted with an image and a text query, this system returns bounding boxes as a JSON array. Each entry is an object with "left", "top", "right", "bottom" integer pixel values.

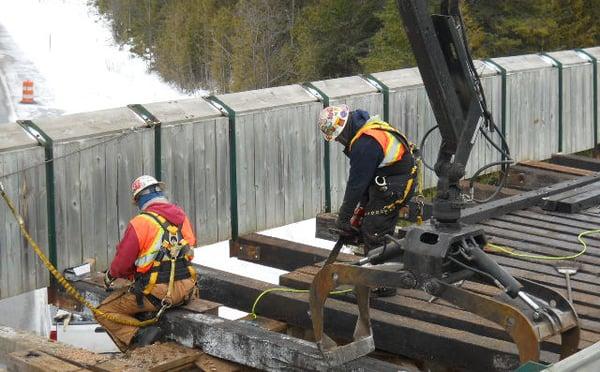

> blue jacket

[{"left": 338, "top": 110, "right": 385, "bottom": 222}]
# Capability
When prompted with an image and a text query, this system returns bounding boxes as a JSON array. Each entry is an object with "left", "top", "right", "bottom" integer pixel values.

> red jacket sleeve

[{"left": 109, "top": 223, "right": 140, "bottom": 279}]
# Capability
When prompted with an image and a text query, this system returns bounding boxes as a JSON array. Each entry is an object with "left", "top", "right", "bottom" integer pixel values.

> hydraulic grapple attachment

[{"left": 308, "top": 228, "right": 580, "bottom": 367}]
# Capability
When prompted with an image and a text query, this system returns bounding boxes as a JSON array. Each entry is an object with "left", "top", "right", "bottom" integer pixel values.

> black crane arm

[{"left": 396, "top": 0, "right": 485, "bottom": 223}]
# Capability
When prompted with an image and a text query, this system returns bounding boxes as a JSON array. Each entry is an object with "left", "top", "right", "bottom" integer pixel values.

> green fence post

[
  {"left": 303, "top": 83, "right": 332, "bottom": 213},
  {"left": 576, "top": 49, "right": 598, "bottom": 148},
  {"left": 540, "top": 53, "right": 564, "bottom": 153},
  {"left": 127, "top": 104, "right": 162, "bottom": 180},
  {"left": 364, "top": 74, "right": 390, "bottom": 122},
  {"left": 205, "top": 96, "right": 239, "bottom": 240},
  {"left": 17, "top": 120, "right": 57, "bottom": 277}
]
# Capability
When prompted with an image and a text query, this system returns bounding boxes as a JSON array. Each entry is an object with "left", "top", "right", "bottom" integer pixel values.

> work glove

[
  {"left": 103, "top": 270, "right": 115, "bottom": 291},
  {"left": 335, "top": 216, "right": 359, "bottom": 238}
]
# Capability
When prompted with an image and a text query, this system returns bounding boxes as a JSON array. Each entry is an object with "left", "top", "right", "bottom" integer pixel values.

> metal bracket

[
  {"left": 127, "top": 103, "right": 162, "bottom": 181},
  {"left": 238, "top": 244, "right": 261, "bottom": 261},
  {"left": 127, "top": 104, "right": 161, "bottom": 127}
]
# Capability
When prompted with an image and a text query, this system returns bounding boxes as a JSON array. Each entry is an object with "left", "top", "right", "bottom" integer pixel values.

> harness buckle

[
  {"left": 374, "top": 176, "right": 386, "bottom": 187},
  {"left": 375, "top": 176, "right": 388, "bottom": 191},
  {"left": 156, "top": 301, "right": 171, "bottom": 319}
]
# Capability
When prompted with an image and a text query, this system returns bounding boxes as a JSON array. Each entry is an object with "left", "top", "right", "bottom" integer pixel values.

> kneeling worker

[
  {"left": 318, "top": 105, "right": 416, "bottom": 294},
  {"left": 95, "top": 175, "right": 197, "bottom": 351}
]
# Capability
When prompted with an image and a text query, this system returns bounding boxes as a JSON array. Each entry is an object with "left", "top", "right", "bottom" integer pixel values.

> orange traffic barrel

[{"left": 20, "top": 80, "right": 34, "bottom": 104}]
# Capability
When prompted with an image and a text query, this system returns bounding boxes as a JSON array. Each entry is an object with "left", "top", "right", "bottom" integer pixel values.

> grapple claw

[{"left": 436, "top": 278, "right": 580, "bottom": 363}]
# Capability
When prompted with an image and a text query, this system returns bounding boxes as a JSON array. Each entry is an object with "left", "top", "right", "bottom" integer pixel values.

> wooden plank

[
  {"left": 148, "top": 353, "right": 200, "bottom": 372},
  {"left": 194, "top": 353, "right": 242, "bottom": 372},
  {"left": 253, "top": 113, "right": 267, "bottom": 231},
  {"left": 8, "top": 350, "right": 88, "bottom": 372},
  {"left": 215, "top": 119, "right": 231, "bottom": 241},
  {"left": 541, "top": 183, "right": 600, "bottom": 213},
  {"left": 79, "top": 137, "right": 109, "bottom": 271},
  {"left": 16, "top": 149, "right": 40, "bottom": 293},
  {"left": 483, "top": 217, "right": 600, "bottom": 254},
  {"left": 315, "top": 212, "right": 338, "bottom": 241},
  {"left": 483, "top": 225, "right": 600, "bottom": 270},
  {"left": 4, "top": 152, "right": 23, "bottom": 297},
  {"left": 231, "top": 233, "right": 356, "bottom": 271},
  {"left": 104, "top": 139, "right": 119, "bottom": 270},
  {"left": 553, "top": 188, "right": 600, "bottom": 213},
  {"left": 461, "top": 173, "right": 600, "bottom": 224},
  {"left": 513, "top": 208, "right": 600, "bottom": 234},
  {"left": 550, "top": 153, "right": 600, "bottom": 172},
  {"left": 487, "top": 248, "right": 600, "bottom": 287},
  {"left": 493, "top": 213, "right": 600, "bottom": 248},
  {"left": 203, "top": 120, "right": 219, "bottom": 244},
  {"left": 181, "top": 298, "right": 220, "bottom": 315},
  {"left": 506, "top": 164, "right": 576, "bottom": 191},
  {"left": 519, "top": 160, "right": 596, "bottom": 176},
  {"left": 193, "top": 122, "right": 209, "bottom": 244}
]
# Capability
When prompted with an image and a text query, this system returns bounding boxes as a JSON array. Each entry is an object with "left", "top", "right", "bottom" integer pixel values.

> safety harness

[
  {"left": 349, "top": 119, "right": 416, "bottom": 176},
  {"left": 348, "top": 119, "right": 420, "bottom": 216},
  {"left": 132, "top": 211, "right": 196, "bottom": 310}
]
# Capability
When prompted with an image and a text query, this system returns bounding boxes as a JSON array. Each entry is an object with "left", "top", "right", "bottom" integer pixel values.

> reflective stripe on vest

[
  {"left": 349, "top": 118, "right": 409, "bottom": 168},
  {"left": 134, "top": 213, "right": 166, "bottom": 273}
]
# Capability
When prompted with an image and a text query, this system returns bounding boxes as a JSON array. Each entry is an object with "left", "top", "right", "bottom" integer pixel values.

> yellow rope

[
  {"left": 250, "top": 287, "right": 352, "bottom": 319},
  {"left": 0, "top": 183, "right": 160, "bottom": 327},
  {"left": 485, "top": 229, "right": 600, "bottom": 261}
]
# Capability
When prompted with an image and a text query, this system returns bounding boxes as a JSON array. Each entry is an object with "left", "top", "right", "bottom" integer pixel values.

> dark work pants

[{"left": 361, "top": 173, "right": 415, "bottom": 252}]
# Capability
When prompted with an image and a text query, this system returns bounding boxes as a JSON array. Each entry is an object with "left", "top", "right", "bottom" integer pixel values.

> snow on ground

[
  {"left": 0, "top": 0, "right": 338, "bottom": 326},
  {"left": 0, "top": 0, "right": 194, "bottom": 121},
  {"left": 193, "top": 219, "right": 338, "bottom": 319}
]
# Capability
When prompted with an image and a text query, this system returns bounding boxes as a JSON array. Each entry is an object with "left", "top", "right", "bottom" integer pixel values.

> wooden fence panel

[{"left": 0, "top": 123, "right": 48, "bottom": 300}]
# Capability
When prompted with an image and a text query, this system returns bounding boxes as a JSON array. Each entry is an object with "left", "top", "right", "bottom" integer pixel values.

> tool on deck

[
  {"left": 308, "top": 0, "right": 580, "bottom": 366},
  {"left": 555, "top": 263, "right": 581, "bottom": 304}
]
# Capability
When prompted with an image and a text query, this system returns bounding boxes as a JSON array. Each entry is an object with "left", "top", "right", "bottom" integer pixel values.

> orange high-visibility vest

[
  {"left": 349, "top": 119, "right": 411, "bottom": 167},
  {"left": 129, "top": 212, "right": 196, "bottom": 274}
]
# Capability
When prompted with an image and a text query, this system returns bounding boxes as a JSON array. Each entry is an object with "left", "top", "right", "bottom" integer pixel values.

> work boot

[
  {"left": 131, "top": 326, "right": 162, "bottom": 348},
  {"left": 371, "top": 287, "right": 397, "bottom": 298}
]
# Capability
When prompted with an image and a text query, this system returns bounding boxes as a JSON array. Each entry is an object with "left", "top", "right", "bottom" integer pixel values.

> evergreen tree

[
  {"left": 153, "top": 0, "right": 215, "bottom": 92},
  {"left": 229, "top": 0, "right": 303, "bottom": 91},
  {"left": 293, "top": 0, "right": 385, "bottom": 81},
  {"left": 360, "top": 0, "right": 414, "bottom": 73}
]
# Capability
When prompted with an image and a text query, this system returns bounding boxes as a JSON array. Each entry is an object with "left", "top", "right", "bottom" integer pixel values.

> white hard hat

[
  {"left": 317, "top": 104, "right": 350, "bottom": 142},
  {"left": 131, "top": 175, "right": 164, "bottom": 199}
]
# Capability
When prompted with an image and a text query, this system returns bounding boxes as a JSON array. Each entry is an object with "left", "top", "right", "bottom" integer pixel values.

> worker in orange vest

[
  {"left": 318, "top": 105, "right": 417, "bottom": 295},
  {"left": 96, "top": 175, "right": 197, "bottom": 351}
]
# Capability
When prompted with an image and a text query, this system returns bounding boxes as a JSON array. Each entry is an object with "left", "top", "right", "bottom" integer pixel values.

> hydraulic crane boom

[
  {"left": 398, "top": 0, "right": 484, "bottom": 223},
  {"left": 307, "top": 0, "right": 580, "bottom": 367}
]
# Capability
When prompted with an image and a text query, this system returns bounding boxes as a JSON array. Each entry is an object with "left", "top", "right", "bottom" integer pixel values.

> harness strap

[{"left": 365, "top": 165, "right": 418, "bottom": 216}]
